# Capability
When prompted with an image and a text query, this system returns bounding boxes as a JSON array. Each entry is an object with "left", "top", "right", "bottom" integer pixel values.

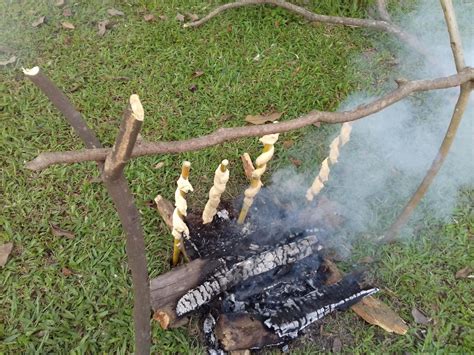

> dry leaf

[
  {"left": 0, "top": 56, "right": 16, "bottom": 66},
  {"left": 107, "top": 8, "right": 124, "bottom": 17},
  {"left": 241, "top": 153, "right": 255, "bottom": 179},
  {"left": 282, "top": 140, "right": 294, "bottom": 149},
  {"left": 143, "top": 14, "right": 155, "bottom": 22},
  {"left": 62, "top": 8, "right": 72, "bottom": 17},
  {"left": 154, "top": 162, "right": 165, "bottom": 169},
  {"left": 50, "top": 223, "right": 75, "bottom": 239},
  {"left": 412, "top": 307, "right": 431, "bottom": 325},
  {"left": 32, "top": 16, "right": 46, "bottom": 28},
  {"left": 97, "top": 20, "right": 110, "bottom": 36},
  {"left": 186, "top": 13, "right": 199, "bottom": 21},
  {"left": 192, "top": 70, "right": 204, "bottom": 78},
  {"left": 55, "top": 0, "right": 65, "bottom": 7},
  {"left": 455, "top": 266, "right": 473, "bottom": 279},
  {"left": 245, "top": 111, "right": 282, "bottom": 125},
  {"left": 0, "top": 243, "right": 13, "bottom": 267},
  {"left": 332, "top": 337, "right": 342, "bottom": 353},
  {"left": 175, "top": 13, "right": 185, "bottom": 22},
  {"left": 188, "top": 84, "right": 197, "bottom": 92},
  {"left": 61, "top": 267, "right": 73, "bottom": 276},
  {"left": 61, "top": 21, "right": 75, "bottom": 30},
  {"left": 159, "top": 15, "right": 168, "bottom": 21}
]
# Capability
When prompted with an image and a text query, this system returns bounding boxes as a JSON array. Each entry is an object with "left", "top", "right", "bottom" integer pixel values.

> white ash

[{"left": 216, "top": 209, "right": 229, "bottom": 220}]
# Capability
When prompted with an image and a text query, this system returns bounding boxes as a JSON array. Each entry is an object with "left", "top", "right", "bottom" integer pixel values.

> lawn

[{"left": 1, "top": 0, "right": 472, "bottom": 353}]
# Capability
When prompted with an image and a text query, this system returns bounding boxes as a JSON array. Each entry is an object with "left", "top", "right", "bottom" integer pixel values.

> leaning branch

[
  {"left": 183, "top": 0, "right": 423, "bottom": 57},
  {"left": 23, "top": 66, "right": 102, "bottom": 149},
  {"left": 26, "top": 69, "right": 474, "bottom": 171},
  {"left": 383, "top": 0, "right": 472, "bottom": 242}
]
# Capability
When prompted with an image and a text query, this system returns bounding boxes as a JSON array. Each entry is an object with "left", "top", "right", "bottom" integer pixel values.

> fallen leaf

[
  {"left": 32, "top": 16, "right": 46, "bottom": 28},
  {"left": 227, "top": 24, "right": 232, "bottom": 32},
  {"left": 412, "top": 307, "right": 431, "bottom": 325},
  {"left": 62, "top": 8, "right": 72, "bottom": 17},
  {"left": 290, "top": 157, "right": 302, "bottom": 167},
  {"left": 175, "top": 13, "right": 185, "bottom": 22},
  {"left": 188, "top": 84, "right": 197, "bottom": 92},
  {"left": 245, "top": 111, "right": 282, "bottom": 125},
  {"left": 192, "top": 70, "right": 204, "bottom": 78},
  {"left": 159, "top": 15, "right": 168, "bottom": 21},
  {"left": 61, "top": 267, "right": 73, "bottom": 276},
  {"left": 0, "top": 243, "right": 13, "bottom": 267},
  {"left": 107, "top": 8, "right": 124, "bottom": 17},
  {"left": 50, "top": 223, "right": 75, "bottom": 239},
  {"left": 97, "top": 20, "right": 110, "bottom": 36},
  {"left": 455, "top": 266, "right": 473, "bottom": 279},
  {"left": 55, "top": 0, "right": 65, "bottom": 7},
  {"left": 0, "top": 56, "right": 16, "bottom": 66},
  {"left": 332, "top": 337, "right": 342, "bottom": 353},
  {"left": 143, "top": 14, "right": 155, "bottom": 22},
  {"left": 282, "top": 140, "right": 294, "bottom": 149},
  {"left": 61, "top": 21, "right": 75, "bottom": 30},
  {"left": 186, "top": 13, "right": 199, "bottom": 21},
  {"left": 154, "top": 162, "right": 165, "bottom": 169}
]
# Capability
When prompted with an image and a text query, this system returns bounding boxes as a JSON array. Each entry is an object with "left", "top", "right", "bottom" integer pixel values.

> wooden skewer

[
  {"left": 172, "top": 161, "right": 193, "bottom": 265},
  {"left": 306, "top": 122, "right": 352, "bottom": 201},
  {"left": 202, "top": 160, "right": 230, "bottom": 224},
  {"left": 238, "top": 132, "right": 279, "bottom": 224}
]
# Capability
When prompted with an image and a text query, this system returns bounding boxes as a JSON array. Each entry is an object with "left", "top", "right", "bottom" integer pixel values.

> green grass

[{"left": 1, "top": 0, "right": 472, "bottom": 353}]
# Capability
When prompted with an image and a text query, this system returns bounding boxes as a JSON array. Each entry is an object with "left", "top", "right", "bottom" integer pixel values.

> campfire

[{"left": 151, "top": 127, "right": 382, "bottom": 353}]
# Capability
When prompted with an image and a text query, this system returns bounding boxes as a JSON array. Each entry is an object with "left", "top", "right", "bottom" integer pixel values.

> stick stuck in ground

[
  {"left": 202, "top": 160, "right": 230, "bottom": 224},
  {"left": 238, "top": 132, "right": 279, "bottom": 224},
  {"left": 306, "top": 122, "right": 352, "bottom": 201},
  {"left": 172, "top": 161, "right": 193, "bottom": 265}
]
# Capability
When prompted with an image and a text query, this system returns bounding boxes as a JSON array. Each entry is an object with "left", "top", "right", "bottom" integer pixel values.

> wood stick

[
  {"left": 240, "top": 153, "right": 255, "bottom": 179},
  {"left": 22, "top": 66, "right": 102, "bottom": 149},
  {"left": 383, "top": 0, "right": 472, "bottom": 243},
  {"left": 24, "top": 67, "right": 151, "bottom": 354},
  {"left": 150, "top": 258, "right": 222, "bottom": 328},
  {"left": 25, "top": 70, "right": 474, "bottom": 172},
  {"left": 323, "top": 259, "right": 408, "bottom": 335},
  {"left": 215, "top": 313, "right": 280, "bottom": 351},
  {"left": 103, "top": 95, "right": 144, "bottom": 181},
  {"left": 154, "top": 195, "right": 174, "bottom": 229}
]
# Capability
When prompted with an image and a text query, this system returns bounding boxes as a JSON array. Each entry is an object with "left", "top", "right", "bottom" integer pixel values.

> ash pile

[{"left": 173, "top": 195, "right": 379, "bottom": 353}]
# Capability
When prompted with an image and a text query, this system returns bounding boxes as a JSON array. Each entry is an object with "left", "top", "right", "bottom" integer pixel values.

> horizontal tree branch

[
  {"left": 183, "top": 0, "right": 424, "bottom": 57},
  {"left": 26, "top": 69, "right": 473, "bottom": 171}
]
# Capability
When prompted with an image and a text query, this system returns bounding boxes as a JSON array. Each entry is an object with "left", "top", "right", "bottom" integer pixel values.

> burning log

[
  {"left": 172, "top": 161, "right": 193, "bottom": 265},
  {"left": 176, "top": 235, "right": 322, "bottom": 316},
  {"left": 202, "top": 160, "right": 230, "bottom": 224},
  {"left": 238, "top": 132, "right": 279, "bottom": 224},
  {"left": 306, "top": 122, "right": 352, "bottom": 201}
]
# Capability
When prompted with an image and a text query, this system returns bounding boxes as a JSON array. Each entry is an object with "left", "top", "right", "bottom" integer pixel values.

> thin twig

[
  {"left": 383, "top": 0, "right": 471, "bottom": 243},
  {"left": 25, "top": 69, "right": 474, "bottom": 171}
]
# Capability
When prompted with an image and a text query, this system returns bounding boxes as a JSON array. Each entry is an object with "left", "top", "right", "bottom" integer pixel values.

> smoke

[{"left": 265, "top": 0, "right": 473, "bottom": 240}]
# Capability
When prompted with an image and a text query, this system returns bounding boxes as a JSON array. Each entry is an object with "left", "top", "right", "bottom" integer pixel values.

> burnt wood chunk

[
  {"left": 150, "top": 258, "right": 222, "bottom": 328},
  {"left": 215, "top": 314, "right": 281, "bottom": 351},
  {"left": 176, "top": 235, "right": 321, "bottom": 316}
]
